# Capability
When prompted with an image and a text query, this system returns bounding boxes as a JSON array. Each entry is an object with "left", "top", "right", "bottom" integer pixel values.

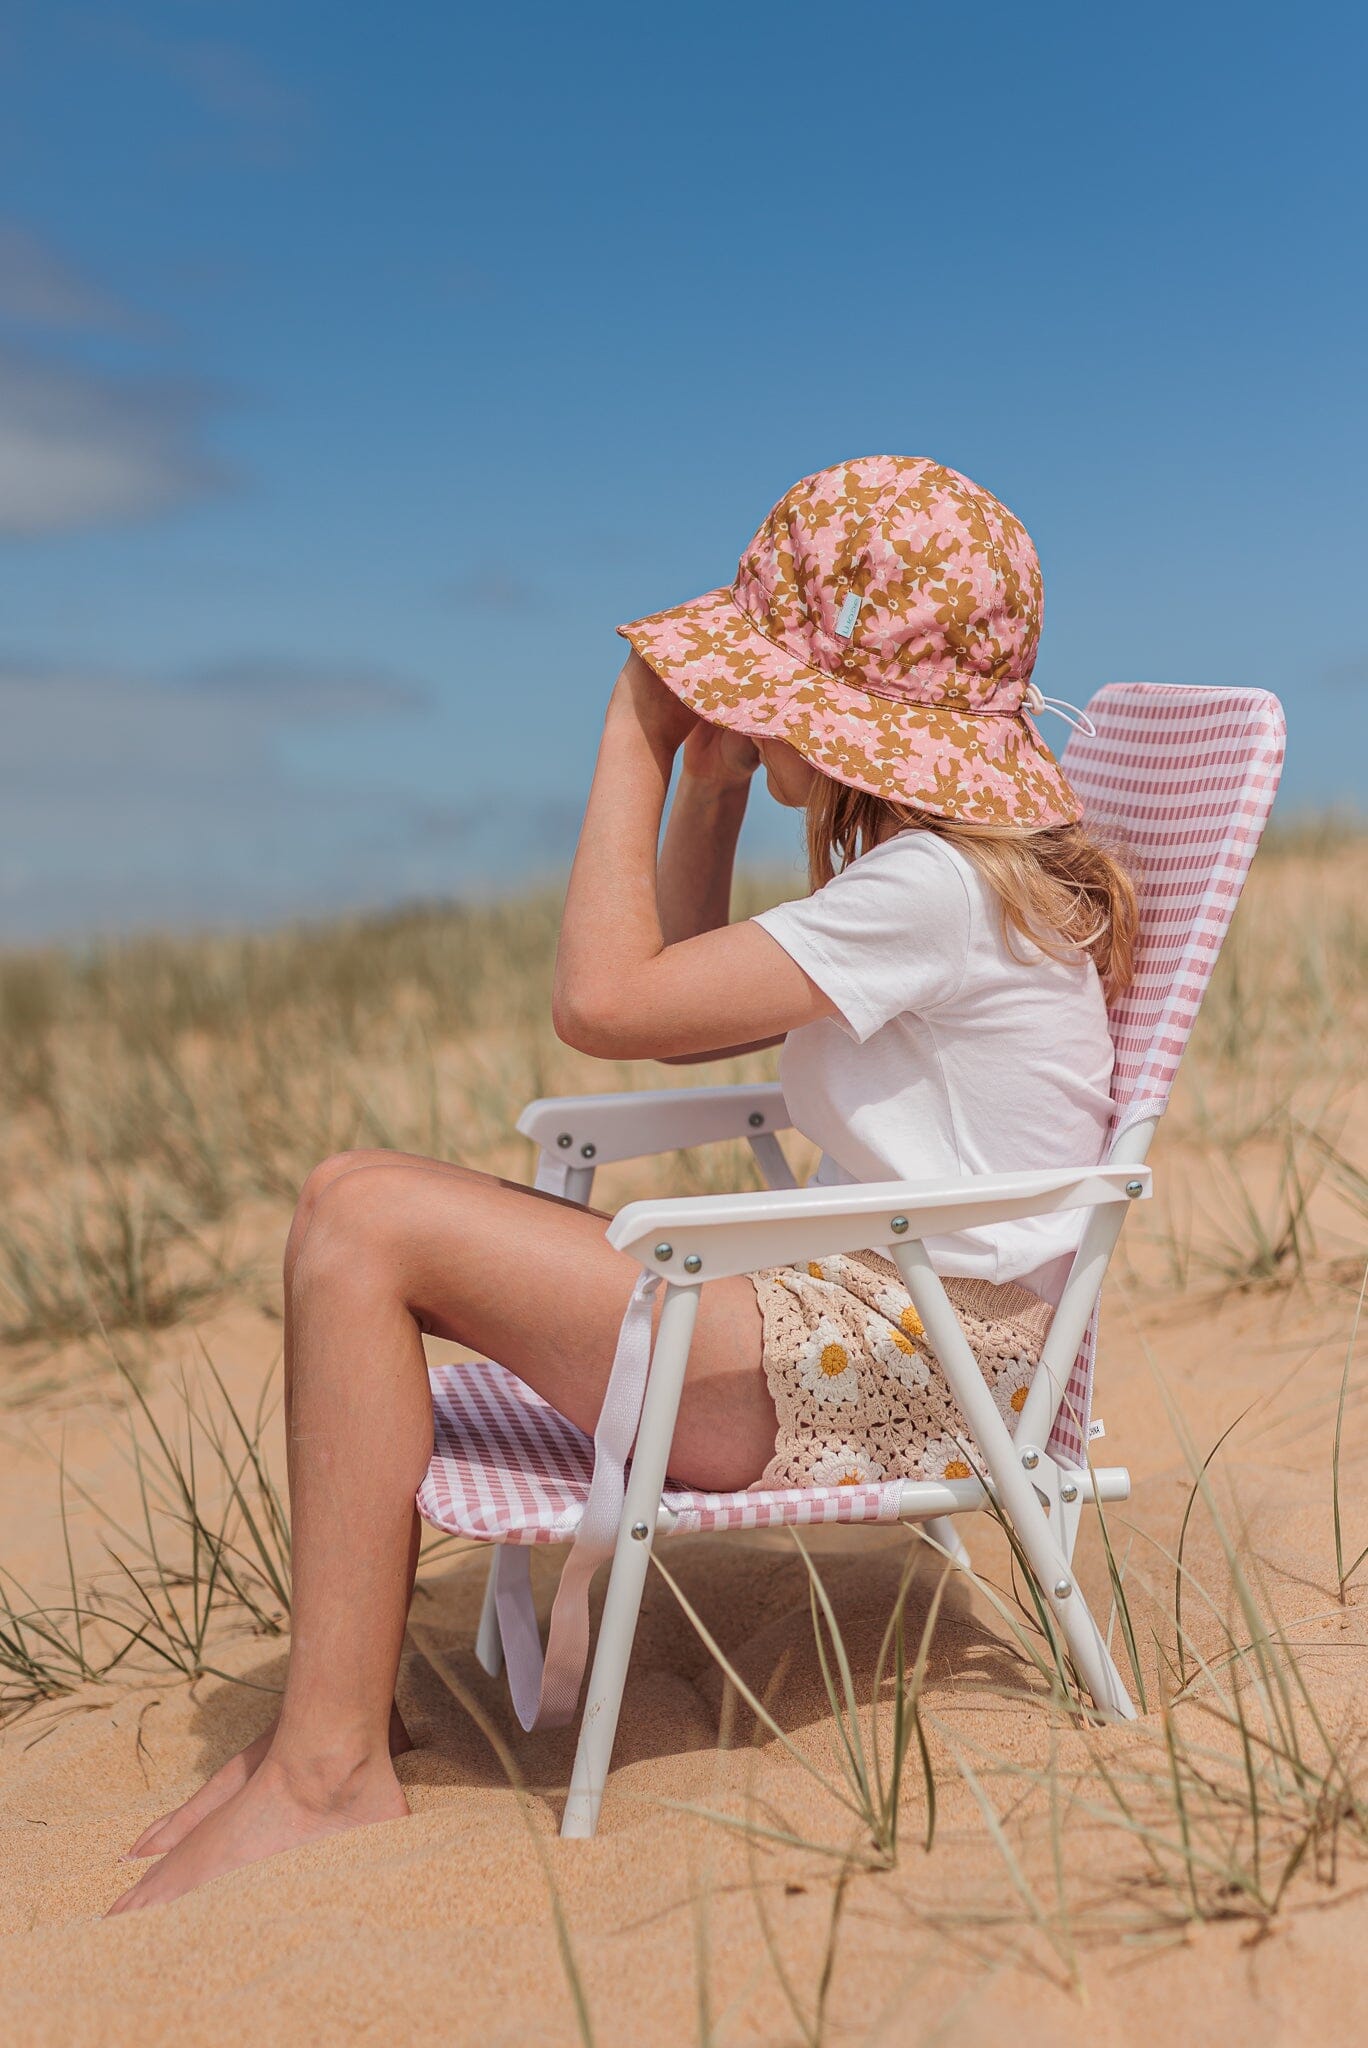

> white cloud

[
  {"left": 0, "top": 221, "right": 134, "bottom": 331},
  {"left": 0, "top": 655, "right": 547, "bottom": 940},
  {"left": 0, "top": 345, "right": 228, "bottom": 535},
  {"left": 188, "top": 655, "right": 432, "bottom": 716},
  {"left": 443, "top": 564, "right": 552, "bottom": 615}
]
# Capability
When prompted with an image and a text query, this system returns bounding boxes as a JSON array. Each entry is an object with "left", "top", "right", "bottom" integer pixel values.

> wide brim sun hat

[{"left": 617, "top": 455, "right": 1082, "bottom": 829}]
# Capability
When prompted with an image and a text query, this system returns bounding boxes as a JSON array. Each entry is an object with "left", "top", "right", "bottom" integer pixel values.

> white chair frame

[
  {"left": 441, "top": 681, "right": 1286, "bottom": 1838},
  {"left": 500, "top": 1083, "right": 1151, "bottom": 1837}
]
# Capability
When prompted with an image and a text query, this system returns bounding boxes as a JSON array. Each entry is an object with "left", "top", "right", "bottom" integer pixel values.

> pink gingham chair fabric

[
  {"left": 420, "top": 1360, "right": 903, "bottom": 1545},
  {"left": 1044, "top": 682, "right": 1287, "bottom": 1461},
  {"left": 421, "top": 682, "right": 1286, "bottom": 1539}
]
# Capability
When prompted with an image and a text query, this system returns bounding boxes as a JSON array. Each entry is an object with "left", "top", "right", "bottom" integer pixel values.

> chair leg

[
  {"left": 475, "top": 1549, "right": 503, "bottom": 1677},
  {"left": 562, "top": 1284, "right": 700, "bottom": 1839},
  {"left": 892, "top": 1242, "right": 1136, "bottom": 1721},
  {"left": 1057, "top": 1468, "right": 1085, "bottom": 1567}
]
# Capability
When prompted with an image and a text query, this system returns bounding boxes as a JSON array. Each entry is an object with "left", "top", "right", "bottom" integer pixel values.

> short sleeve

[{"left": 752, "top": 832, "right": 972, "bottom": 1043}]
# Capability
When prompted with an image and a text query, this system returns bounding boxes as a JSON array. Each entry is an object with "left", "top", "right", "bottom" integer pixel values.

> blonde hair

[{"left": 804, "top": 777, "right": 1138, "bottom": 994}]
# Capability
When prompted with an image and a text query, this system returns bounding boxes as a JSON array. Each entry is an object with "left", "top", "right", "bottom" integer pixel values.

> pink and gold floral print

[{"left": 617, "top": 455, "right": 1081, "bottom": 827}]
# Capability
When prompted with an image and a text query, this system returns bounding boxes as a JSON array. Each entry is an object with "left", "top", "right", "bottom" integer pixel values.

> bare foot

[
  {"left": 107, "top": 1749, "right": 408, "bottom": 1914},
  {"left": 126, "top": 1702, "right": 413, "bottom": 1861}
]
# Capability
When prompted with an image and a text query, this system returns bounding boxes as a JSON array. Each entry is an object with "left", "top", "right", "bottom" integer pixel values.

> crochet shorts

[{"left": 749, "top": 1249, "right": 1054, "bottom": 1490}]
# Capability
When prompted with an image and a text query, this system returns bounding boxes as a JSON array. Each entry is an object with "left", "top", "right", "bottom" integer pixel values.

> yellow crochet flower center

[
  {"left": 807, "top": 1262, "right": 824, "bottom": 1278},
  {"left": 818, "top": 1341, "right": 849, "bottom": 1378},
  {"left": 900, "top": 1306, "right": 924, "bottom": 1339},
  {"left": 1011, "top": 1385, "right": 1028, "bottom": 1412},
  {"left": 891, "top": 1328, "right": 915, "bottom": 1355},
  {"left": 944, "top": 1459, "right": 973, "bottom": 1479}
]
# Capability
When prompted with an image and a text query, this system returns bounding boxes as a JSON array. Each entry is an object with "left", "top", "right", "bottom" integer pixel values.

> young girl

[{"left": 111, "top": 456, "right": 1134, "bottom": 1912}]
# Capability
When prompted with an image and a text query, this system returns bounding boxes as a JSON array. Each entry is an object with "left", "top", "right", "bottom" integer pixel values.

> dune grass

[
  {"left": 653, "top": 1315, "right": 1368, "bottom": 1981},
  {"left": 0, "top": 832, "right": 1365, "bottom": 2031},
  {"left": 0, "top": 834, "right": 1362, "bottom": 1374},
  {"left": 0, "top": 883, "right": 795, "bottom": 1371},
  {"left": 0, "top": 1347, "right": 293, "bottom": 1715}
]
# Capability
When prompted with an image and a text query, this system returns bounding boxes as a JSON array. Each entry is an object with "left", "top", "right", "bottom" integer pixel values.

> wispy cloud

[
  {"left": 0, "top": 651, "right": 431, "bottom": 795},
  {"left": 408, "top": 793, "right": 584, "bottom": 862},
  {"left": 0, "top": 221, "right": 135, "bottom": 332},
  {"left": 0, "top": 651, "right": 448, "bottom": 938},
  {"left": 443, "top": 564, "right": 552, "bottom": 614},
  {"left": 70, "top": 18, "right": 310, "bottom": 167},
  {"left": 0, "top": 343, "right": 229, "bottom": 536},
  {"left": 186, "top": 656, "right": 433, "bottom": 716},
  {"left": 0, "top": 209, "right": 233, "bottom": 534}
]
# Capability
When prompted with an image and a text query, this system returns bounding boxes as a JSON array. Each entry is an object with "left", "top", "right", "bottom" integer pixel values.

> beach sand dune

[
  {"left": 4, "top": 1262, "right": 1368, "bottom": 2047},
  {"left": 2, "top": 852, "right": 1366, "bottom": 2043}
]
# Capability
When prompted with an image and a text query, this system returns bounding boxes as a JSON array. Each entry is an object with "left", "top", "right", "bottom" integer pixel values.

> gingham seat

[
  {"left": 422, "top": 681, "right": 1285, "bottom": 1544},
  {"left": 420, "top": 1360, "right": 903, "bottom": 1543}
]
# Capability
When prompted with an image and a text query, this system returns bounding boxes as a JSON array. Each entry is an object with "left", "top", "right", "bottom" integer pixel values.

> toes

[
  {"left": 106, "top": 1876, "right": 151, "bottom": 1916},
  {"left": 126, "top": 1820, "right": 171, "bottom": 1859},
  {"left": 126, "top": 1802, "right": 201, "bottom": 1859}
]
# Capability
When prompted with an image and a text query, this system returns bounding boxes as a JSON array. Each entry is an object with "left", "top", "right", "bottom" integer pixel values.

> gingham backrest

[
  {"left": 1041, "top": 683, "right": 1285, "bottom": 1467},
  {"left": 1061, "top": 683, "right": 1286, "bottom": 1141}
]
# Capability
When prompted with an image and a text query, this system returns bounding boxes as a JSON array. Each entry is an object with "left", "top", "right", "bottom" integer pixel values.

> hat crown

[{"left": 733, "top": 456, "right": 1042, "bottom": 711}]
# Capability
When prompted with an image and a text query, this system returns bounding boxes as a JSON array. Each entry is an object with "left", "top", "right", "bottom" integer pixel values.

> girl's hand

[
  {"left": 609, "top": 653, "right": 697, "bottom": 760},
  {"left": 681, "top": 719, "right": 760, "bottom": 791}
]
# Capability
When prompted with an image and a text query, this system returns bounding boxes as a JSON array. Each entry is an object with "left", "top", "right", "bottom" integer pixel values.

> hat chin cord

[{"left": 1023, "top": 682, "right": 1097, "bottom": 737}]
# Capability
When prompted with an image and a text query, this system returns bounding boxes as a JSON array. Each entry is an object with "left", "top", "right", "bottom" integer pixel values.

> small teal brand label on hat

[{"left": 835, "top": 591, "right": 863, "bottom": 639}]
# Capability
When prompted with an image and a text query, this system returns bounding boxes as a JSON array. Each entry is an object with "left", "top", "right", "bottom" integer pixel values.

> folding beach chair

[{"left": 418, "top": 682, "right": 1285, "bottom": 1837}]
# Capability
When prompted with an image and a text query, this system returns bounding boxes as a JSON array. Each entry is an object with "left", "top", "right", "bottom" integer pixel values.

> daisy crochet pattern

[{"left": 751, "top": 1252, "right": 1054, "bottom": 1490}]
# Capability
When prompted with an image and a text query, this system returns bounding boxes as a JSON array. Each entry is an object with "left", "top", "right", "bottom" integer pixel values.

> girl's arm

[
  {"left": 657, "top": 723, "right": 755, "bottom": 942},
  {"left": 554, "top": 656, "right": 834, "bottom": 1062},
  {"left": 654, "top": 717, "right": 783, "bottom": 1063}
]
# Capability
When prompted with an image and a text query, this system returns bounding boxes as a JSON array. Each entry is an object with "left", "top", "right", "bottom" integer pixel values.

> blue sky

[{"left": 0, "top": 1, "right": 1363, "bottom": 940}]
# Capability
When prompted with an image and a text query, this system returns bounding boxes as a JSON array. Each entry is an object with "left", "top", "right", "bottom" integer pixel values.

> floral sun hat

[{"left": 617, "top": 455, "right": 1082, "bottom": 828}]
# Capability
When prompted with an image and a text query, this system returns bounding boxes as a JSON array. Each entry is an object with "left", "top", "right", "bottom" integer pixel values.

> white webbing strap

[{"left": 493, "top": 1268, "right": 663, "bottom": 1731}]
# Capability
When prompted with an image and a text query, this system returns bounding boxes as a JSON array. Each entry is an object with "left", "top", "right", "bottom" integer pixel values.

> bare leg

[
  {"left": 128, "top": 1149, "right": 568, "bottom": 1858},
  {"left": 127, "top": 1153, "right": 442, "bottom": 1860},
  {"left": 109, "top": 1152, "right": 770, "bottom": 1912}
]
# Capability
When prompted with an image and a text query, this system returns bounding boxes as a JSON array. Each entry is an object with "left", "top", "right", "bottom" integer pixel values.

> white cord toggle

[{"left": 1024, "top": 683, "right": 1097, "bottom": 737}]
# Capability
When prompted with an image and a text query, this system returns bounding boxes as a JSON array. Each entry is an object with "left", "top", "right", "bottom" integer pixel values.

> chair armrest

[
  {"left": 606, "top": 1165, "right": 1151, "bottom": 1282},
  {"left": 517, "top": 1083, "right": 791, "bottom": 1168}
]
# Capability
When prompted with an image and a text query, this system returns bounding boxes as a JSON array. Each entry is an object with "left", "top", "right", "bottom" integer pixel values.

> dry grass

[
  {"left": 0, "top": 879, "right": 799, "bottom": 1377},
  {"left": 0, "top": 833, "right": 1363, "bottom": 1376},
  {"left": 0, "top": 829, "right": 1366, "bottom": 2036}
]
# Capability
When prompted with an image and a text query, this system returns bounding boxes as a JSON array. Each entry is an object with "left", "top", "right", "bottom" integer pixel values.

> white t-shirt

[{"left": 752, "top": 831, "right": 1115, "bottom": 1303}]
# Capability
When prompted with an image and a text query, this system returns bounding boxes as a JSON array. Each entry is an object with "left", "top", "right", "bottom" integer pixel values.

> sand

[{"left": 4, "top": 1178, "right": 1368, "bottom": 2045}]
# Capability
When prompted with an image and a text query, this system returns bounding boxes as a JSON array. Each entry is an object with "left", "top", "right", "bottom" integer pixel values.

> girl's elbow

[
  {"left": 552, "top": 985, "right": 634, "bottom": 1059},
  {"left": 550, "top": 984, "right": 592, "bottom": 1052}
]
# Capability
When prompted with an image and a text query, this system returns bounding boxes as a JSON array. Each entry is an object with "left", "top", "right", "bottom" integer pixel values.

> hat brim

[{"left": 618, "top": 587, "right": 1080, "bottom": 830}]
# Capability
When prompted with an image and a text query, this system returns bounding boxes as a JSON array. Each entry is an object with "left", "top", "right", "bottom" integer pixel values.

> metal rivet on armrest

[
  {"left": 581, "top": 1143, "right": 596, "bottom": 1159},
  {"left": 557, "top": 1132, "right": 573, "bottom": 1148},
  {"left": 653, "top": 1242, "right": 674, "bottom": 1261},
  {"left": 890, "top": 1215, "right": 909, "bottom": 1233},
  {"left": 748, "top": 1111, "right": 764, "bottom": 1127},
  {"left": 1125, "top": 1179, "right": 1144, "bottom": 1197},
  {"left": 683, "top": 1253, "right": 703, "bottom": 1274},
  {"left": 630, "top": 1521, "right": 650, "bottom": 1541}
]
